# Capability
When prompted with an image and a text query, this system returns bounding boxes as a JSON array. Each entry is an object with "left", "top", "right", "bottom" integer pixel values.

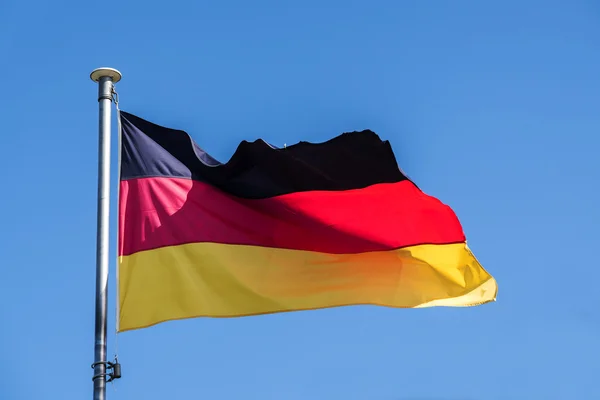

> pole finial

[{"left": 90, "top": 67, "right": 122, "bottom": 83}]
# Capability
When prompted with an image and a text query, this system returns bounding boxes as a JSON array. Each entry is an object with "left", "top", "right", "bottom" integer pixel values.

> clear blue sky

[{"left": 1, "top": 1, "right": 599, "bottom": 399}]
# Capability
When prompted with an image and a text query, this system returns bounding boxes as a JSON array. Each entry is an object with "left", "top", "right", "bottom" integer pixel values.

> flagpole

[{"left": 90, "top": 67, "right": 122, "bottom": 400}]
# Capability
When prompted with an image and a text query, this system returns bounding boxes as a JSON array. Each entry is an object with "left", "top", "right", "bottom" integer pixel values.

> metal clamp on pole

[
  {"left": 89, "top": 67, "right": 122, "bottom": 400},
  {"left": 92, "top": 358, "right": 122, "bottom": 383}
]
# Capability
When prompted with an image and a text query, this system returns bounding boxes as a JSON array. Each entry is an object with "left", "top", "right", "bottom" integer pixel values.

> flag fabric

[{"left": 117, "top": 111, "right": 497, "bottom": 332}]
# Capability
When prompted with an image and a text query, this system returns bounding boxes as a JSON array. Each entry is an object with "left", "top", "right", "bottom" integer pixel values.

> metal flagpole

[{"left": 90, "top": 67, "right": 122, "bottom": 400}]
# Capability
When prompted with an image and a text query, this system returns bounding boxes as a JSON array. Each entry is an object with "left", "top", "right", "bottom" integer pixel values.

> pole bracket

[{"left": 91, "top": 358, "right": 122, "bottom": 383}]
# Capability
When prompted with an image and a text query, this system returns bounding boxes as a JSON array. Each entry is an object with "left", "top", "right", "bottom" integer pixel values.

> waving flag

[{"left": 117, "top": 111, "right": 497, "bottom": 332}]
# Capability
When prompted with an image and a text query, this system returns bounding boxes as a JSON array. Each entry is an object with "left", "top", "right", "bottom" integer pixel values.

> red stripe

[{"left": 118, "top": 177, "right": 465, "bottom": 256}]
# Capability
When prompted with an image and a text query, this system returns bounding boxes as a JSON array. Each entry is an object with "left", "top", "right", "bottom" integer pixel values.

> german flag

[{"left": 117, "top": 111, "right": 497, "bottom": 332}]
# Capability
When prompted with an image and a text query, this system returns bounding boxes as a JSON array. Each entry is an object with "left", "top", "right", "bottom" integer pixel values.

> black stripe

[{"left": 120, "top": 111, "right": 407, "bottom": 199}]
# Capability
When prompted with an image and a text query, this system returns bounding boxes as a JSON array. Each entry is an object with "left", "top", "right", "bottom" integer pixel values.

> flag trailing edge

[{"left": 117, "top": 111, "right": 497, "bottom": 333}]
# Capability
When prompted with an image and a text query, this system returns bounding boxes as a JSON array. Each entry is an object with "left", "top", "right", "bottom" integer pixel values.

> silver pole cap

[{"left": 90, "top": 67, "right": 122, "bottom": 83}]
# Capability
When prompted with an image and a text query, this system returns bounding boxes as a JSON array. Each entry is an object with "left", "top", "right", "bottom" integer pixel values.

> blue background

[{"left": 1, "top": 1, "right": 599, "bottom": 399}]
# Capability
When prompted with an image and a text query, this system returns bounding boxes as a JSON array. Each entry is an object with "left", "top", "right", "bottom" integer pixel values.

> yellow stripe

[{"left": 118, "top": 242, "right": 497, "bottom": 332}]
